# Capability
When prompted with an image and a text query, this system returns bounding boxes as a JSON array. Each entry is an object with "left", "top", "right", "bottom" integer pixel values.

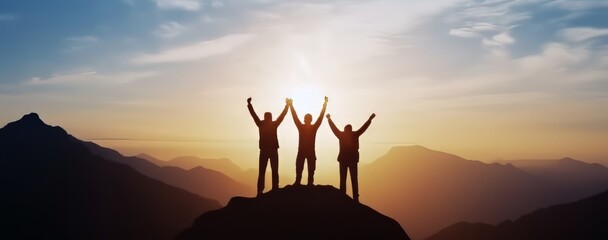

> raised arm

[
  {"left": 356, "top": 113, "right": 375, "bottom": 136},
  {"left": 326, "top": 114, "right": 341, "bottom": 137},
  {"left": 247, "top": 97, "right": 261, "bottom": 127},
  {"left": 313, "top": 96, "right": 328, "bottom": 128},
  {"left": 289, "top": 99, "right": 302, "bottom": 127},
  {"left": 274, "top": 98, "right": 290, "bottom": 125}
]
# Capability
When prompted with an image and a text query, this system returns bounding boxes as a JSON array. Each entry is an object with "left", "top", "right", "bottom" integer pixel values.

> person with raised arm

[
  {"left": 289, "top": 96, "right": 328, "bottom": 186},
  {"left": 247, "top": 97, "right": 290, "bottom": 196},
  {"left": 326, "top": 112, "right": 375, "bottom": 202}
]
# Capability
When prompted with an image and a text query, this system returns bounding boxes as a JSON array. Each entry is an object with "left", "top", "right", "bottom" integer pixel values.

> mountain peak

[
  {"left": 1, "top": 113, "right": 68, "bottom": 140},
  {"left": 178, "top": 185, "right": 410, "bottom": 240},
  {"left": 17, "top": 112, "right": 45, "bottom": 125}
]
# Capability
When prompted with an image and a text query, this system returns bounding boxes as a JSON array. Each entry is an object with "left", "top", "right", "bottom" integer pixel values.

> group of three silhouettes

[{"left": 247, "top": 97, "right": 375, "bottom": 202}]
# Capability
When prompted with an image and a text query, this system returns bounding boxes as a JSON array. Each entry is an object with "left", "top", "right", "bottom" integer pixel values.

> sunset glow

[{"left": 1, "top": 0, "right": 607, "bottom": 175}]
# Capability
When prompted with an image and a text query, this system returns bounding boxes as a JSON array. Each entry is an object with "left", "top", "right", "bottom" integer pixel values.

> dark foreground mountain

[
  {"left": 178, "top": 185, "right": 411, "bottom": 240},
  {"left": 0, "top": 113, "right": 221, "bottom": 240},
  {"left": 427, "top": 188, "right": 608, "bottom": 240}
]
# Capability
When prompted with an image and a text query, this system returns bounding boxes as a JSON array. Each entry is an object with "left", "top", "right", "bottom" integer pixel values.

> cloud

[
  {"left": 154, "top": 0, "right": 201, "bottom": 11},
  {"left": 546, "top": 0, "right": 608, "bottom": 11},
  {"left": 449, "top": 22, "right": 498, "bottom": 38},
  {"left": 131, "top": 33, "right": 253, "bottom": 64},
  {"left": 517, "top": 43, "right": 590, "bottom": 71},
  {"left": 0, "top": 13, "right": 17, "bottom": 21},
  {"left": 154, "top": 21, "right": 186, "bottom": 38},
  {"left": 558, "top": 27, "right": 608, "bottom": 42},
  {"left": 483, "top": 31, "right": 515, "bottom": 46},
  {"left": 27, "top": 71, "right": 157, "bottom": 85},
  {"left": 211, "top": 1, "right": 224, "bottom": 8}
]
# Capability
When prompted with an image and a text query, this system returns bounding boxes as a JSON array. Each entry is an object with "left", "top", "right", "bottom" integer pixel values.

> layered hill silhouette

[
  {"left": 0, "top": 113, "right": 221, "bottom": 240},
  {"left": 138, "top": 154, "right": 243, "bottom": 176},
  {"left": 498, "top": 158, "right": 608, "bottom": 201},
  {"left": 138, "top": 153, "right": 291, "bottom": 190},
  {"left": 427, "top": 188, "right": 608, "bottom": 240},
  {"left": 178, "top": 185, "right": 411, "bottom": 240},
  {"left": 360, "top": 146, "right": 608, "bottom": 239},
  {"left": 82, "top": 141, "right": 252, "bottom": 204}
]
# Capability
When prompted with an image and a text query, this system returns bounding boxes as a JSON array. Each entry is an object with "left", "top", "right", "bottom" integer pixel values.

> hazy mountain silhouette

[
  {"left": 0, "top": 113, "right": 221, "bottom": 240},
  {"left": 360, "top": 145, "right": 608, "bottom": 239},
  {"left": 427, "top": 188, "right": 608, "bottom": 240},
  {"left": 137, "top": 153, "right": 291, "bottom": 190},
  {"left": 82, "top": 142, "right": 252, "bottom": 204},
  {"left": 498, "top": 158, "right": 608, "bottom": 202},
  {"left": 136, "top": 153, "right": 167, "bottom": 166},
  {"left": 138, "top": 154, "right": 243, "bottom": 176},
  {"left": 178, "top": 185, "right": 411, "bottom": 240}
]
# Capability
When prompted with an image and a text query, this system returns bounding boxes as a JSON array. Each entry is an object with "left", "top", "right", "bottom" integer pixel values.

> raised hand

[
  {"left": 286, "top": 98, "right": 293, "bottom": 105},
  {"left": 326, "top": 113, "right": 331, "bottom": 119},
  {"left": 324, "top": 96, "right": 328, "bottom": 103},
  {"left": 247, "top": 97, "right": 252, "bottom": 104},
  {"left": 370, "top": 113, "right": 376, "bottom": 119}
]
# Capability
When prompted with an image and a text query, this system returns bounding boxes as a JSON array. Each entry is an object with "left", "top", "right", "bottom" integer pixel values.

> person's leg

[
  {"left": 349, "top": 162, "right": 359, "bottom": 202},
  {"left": 307, "top": 156, "right": 316, "bottom": 186},
  {"left": 270, "top": 150, "right": 279, "bottom": 190},
  {"left": 339, "top": 161, "right": 347, "bottom": 194},
  {"left": 257, "top": 152, "right": 269, "bottom": 196},
  {"left": 294, "top": 153, "right": 305, "bottom": 185}
]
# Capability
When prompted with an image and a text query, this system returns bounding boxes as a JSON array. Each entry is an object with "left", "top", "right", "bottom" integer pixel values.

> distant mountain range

[
  {"left": 138, "top": 154, "right": 243, "bottom": 176},
  {"left": 427, "top": 187, "right": 608, "bottom": 240},
  {"left": 360, "top": 146, "right": 608, "bottom": 239},
  {"left": 0, "top": 113, "right": 221, "bottom": 240},
  {"left": 136, "top": 153, "right": 292, "bottom": 191},
  {"left": 178, "top": 185, "right": 411, "bottom": 240},
  {"left": 82, "top": 141, "right": 252, "bottom": 204}
]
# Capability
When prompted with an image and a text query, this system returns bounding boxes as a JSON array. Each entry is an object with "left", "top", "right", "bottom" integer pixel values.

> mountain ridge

[{"left": 0, "top": 113, "right": 221, "bottom": 240}]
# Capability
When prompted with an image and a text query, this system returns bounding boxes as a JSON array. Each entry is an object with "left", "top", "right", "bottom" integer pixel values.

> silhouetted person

[
  {"left": 289, "top": 96, "right": 328, "bottom": 186},
  {"left": 327, "top": 113, "right": 375, "bottom": 202},
  {"left": 247, "top": 97, "right": 290, "bottom": 196}
]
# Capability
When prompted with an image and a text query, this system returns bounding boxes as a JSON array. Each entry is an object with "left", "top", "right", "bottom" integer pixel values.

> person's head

[
  {"left": 304, "top": 113, "right": 313, "bottom": 124},
  {"left": 264, "top": 112, "right": 272, "bottom": 121},
  {"left": 344, "top": 124, "right": 353, "bottom": 132}
]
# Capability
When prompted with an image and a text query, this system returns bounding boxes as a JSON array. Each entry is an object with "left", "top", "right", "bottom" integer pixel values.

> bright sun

[{"left": 286, "top": 84, "right": 325, "bottom": 115}]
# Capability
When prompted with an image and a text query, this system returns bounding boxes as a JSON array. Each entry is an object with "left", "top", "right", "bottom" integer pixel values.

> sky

[{"left": 1, "top": 0, "right": 607, "bottom": 174}]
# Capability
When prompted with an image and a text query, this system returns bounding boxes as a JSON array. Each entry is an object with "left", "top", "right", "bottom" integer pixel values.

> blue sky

[{"left": 1, "top": 0, "right": 607, "bottom": 164}]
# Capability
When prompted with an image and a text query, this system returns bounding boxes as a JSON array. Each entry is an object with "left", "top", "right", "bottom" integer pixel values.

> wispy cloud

[
  {"left": 154, "top": 21, "right": 186, "bottom": 38},
  {"left": 0, "top": 13, "right": 17, "bottom": 21},
  {"left": 154, "top": 0, "right": 201, "bottom": 11},
  {"left": 131, "top": 33, "right": 253, "bottom": 64},
  {"left": 27, "top": 71, "right": 156, "bottom": 85},
  {"left": 483, "top": 31, "right": 515, "bottom": 46},
  {"left": 449, "top": 22, "right": 498, "bottom": 38},
  {"left": 211, "top": 1, "right": 224, "bottom": 8},
  {"left": 546, "top": 0, "right": 608, "bottom": 11},
  {"left": 558, "top": 27, "right": 608, "bottom": 42}
]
